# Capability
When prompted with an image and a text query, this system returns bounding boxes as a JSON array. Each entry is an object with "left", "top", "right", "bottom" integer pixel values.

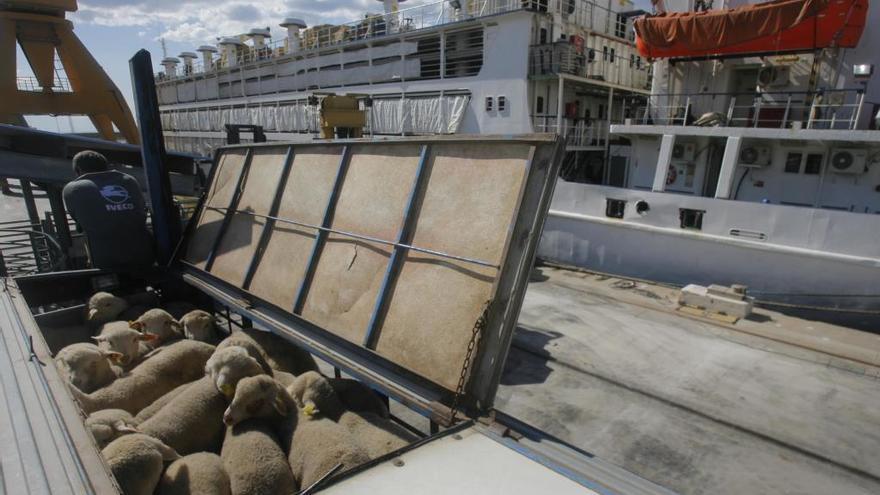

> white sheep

[
  {"left": 205, "top": 345, "right": 265, "bottom": 399},
  {"left": 288, "top": 371, "right": 389, "bottom": 419},
  {"left": 217, "top": 328, "right": 318, "bottom": 377},
  {"left": 85, "top": 409, "right": 139, "bottom": 448},
  {"left": 133, "top": 382, "right": 193, "bottom": 424},
  {"left": 86, "top": 292, "right": 129, "bottom": 325},
  {"left": 55, "top": 342, "right": 120, "bottom": 393},
  {"left": 137, "top": 375, "right": 232, "bottom": 456},
  {"left": 94, "top": 321, "right": 158, "bottom": 367},
  {"left": 102, "top": 433, "right": 180, "bottom": 495},
  {"left": 223, "top": 375, "right": 369, "bottom": 488},
  {"left": 221, "top": 419, "right": 297, "bottom": 495},
  {"left": 129, "top": 308, "right": 183, "bottom": 347},
  {"left": 156, "top": 452, "right": 231, "bottom": 495},
  {"left": 290, "top": 371, "right": 417, "bottom": 459},
  {"left": 66, "top": 340, "right": 215, "bottom": 414},
  {"left": 180, "top": 309, "right": 216, "bottom": 342}
]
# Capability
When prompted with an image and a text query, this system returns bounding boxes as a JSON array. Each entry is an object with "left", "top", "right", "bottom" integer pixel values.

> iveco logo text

[{"left": 99, "top": 185, "right": 134, "bottom": 211}]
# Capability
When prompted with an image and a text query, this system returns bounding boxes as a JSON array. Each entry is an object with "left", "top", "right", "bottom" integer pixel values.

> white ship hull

[{"left": 539, "top": 182, "right": 880, "bottom": 328}]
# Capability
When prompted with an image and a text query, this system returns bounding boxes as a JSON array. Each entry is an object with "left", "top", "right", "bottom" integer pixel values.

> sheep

[
  {"left": 129, "top": 308, "right": 183, "bottom": 347},
  {"left": 86, "top": 292, "right": 129, "bottom": 325},
  {"left": 288, "top": 371, "right": 389, "bottom": 419},
  {"left": 54, "top": 342, "right": 120, "bottom": 393},
  {"left": 136, "top": 376, "right": 230, "bottom": 456},
  {"left": 66, "top": 340, "right": 215, "bottom": 414},
  {"left": 217, "top": 328, "right": 318, "bottom": 377},
  {"left": 290, "top": 371, "right": 417, "bottom": 459},
  {"left": 102, "top": 433, "right": 180, "bottom": 495},
  {"left": 180, "top": 309, "right": 217, "bottom": 342},
  {"left": 223, "top": 375, "right": 369, "bottom": 488},
  {"left": 94, "top": 321, "right": 158, "bottom": 367},
  {"left": 157, "top": 452, "right": 231, "bottom": 495},
  {"left": 134, "top": 382, "right": 193, "bottom": 424},
  {"left": 205, "top": 345, "right": 265, "bottom": 399},
  {"left": 221, "top": 419, "right": 297, "bottom": 495},
  {"left": 85, "top": 409, "right": 139, "bottom": 448}
]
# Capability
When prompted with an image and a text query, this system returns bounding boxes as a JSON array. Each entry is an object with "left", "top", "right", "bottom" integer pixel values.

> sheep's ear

[
  {"left": 100, "top": 351, "right": 124, "bottom": 364},
  {"left": 114, "top": 420, "right": 140, "bottom": 434},
  {"left": 87, "top": 308, "right": 99, "bottom": 321},
  {"left": 91, "top": 335, "right": 107, "bottom": 342},
  {"left": 168, "top": 320, "right": 183, "bottom": 335},
  {"left": 129, "top": 321, "right": 143, "bottom": 331},
  {"left": 273, "top": 393, "right": 289, "bottom": 417},
  {"left": 138, "top": 332, "right": 158, "bottom": 342},
  {"left": 90, "top": 424, "right": 113, "bottom": 442}
]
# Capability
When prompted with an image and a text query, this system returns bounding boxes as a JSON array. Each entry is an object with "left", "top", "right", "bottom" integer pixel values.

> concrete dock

[{"left": 497, "top": 265, "right": 880, "bottom": 495}]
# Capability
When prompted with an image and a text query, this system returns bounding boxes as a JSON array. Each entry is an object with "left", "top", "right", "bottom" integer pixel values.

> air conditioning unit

[
  {"left": 738, "top": 145, "right": 771, "bottom": 167},
  {"left": 757, "top": 65, "right": 790, "bottom": 87},
  {"left": 829, "top": 148, "right": 868, "bottom": 174},
  {"left": 672, "top": 142, "right": 695, "bottom": 161}
]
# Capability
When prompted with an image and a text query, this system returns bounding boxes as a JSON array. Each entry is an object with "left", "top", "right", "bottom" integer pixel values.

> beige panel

[
  {"left": 184, "top": 149, "right": 248, "bottom": 268},
  {"left": 249, "top": 146, "right": 345, "bottom": 310},
  {"left": 300, "top": 144, "right": 421, "bottom": 344},
  {"left": 374, "top": 143, "right": 530, "bottom": 389},
  {"left": 211, "top": 147, "right": 289, "bottom": 286}
]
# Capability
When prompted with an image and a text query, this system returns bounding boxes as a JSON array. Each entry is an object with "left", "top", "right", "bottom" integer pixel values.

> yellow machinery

[
  {"left": 0, "top": 0, "right": 139, "bottom": 143},
  {"left": 317, "top": 93, "right": 366, "bottom": 139}
]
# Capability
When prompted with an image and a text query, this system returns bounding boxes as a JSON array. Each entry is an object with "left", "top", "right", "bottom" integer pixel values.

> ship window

[
  {"left": 679, "top": 208, "right": 705, "bottom": 230},
  {"left": 603, "top": 46, "right": 608, "bottom": 61},
  {"left": 498, "top": 96, "right": 507, "bottom": 112},
  {"left": 540, "top": 28, "right": 548, "bottom": 44},
  {"left": 598, "top": 104, "right": 605, "bottom": 120},
  {"left": 615, "top": 14, "right": 627, "bottom": 38},
  {"left": 804, "top": 153, "right": 823, "bottom": 174},
  {"left": 784, "top": 152, "right": 802, "bottom": 173},
  {"left": 588, "top": 48, "right": 595, "bottom": 62},
  {"left": 485, "top": 96, "right": 494, "bottom": 112},
  {"left": 610, "top": 48, "right": 615, "bottom": 63},
  {"left": 606, "top": 198, "right": 626, "bottom": 219},
  {"left": 536, "top": 96, "right": 544, "bottom": 113}
]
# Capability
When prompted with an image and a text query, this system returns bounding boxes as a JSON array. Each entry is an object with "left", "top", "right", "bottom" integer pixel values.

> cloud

[{"left": 71, "top": 0, "right": 416, "bottom": 45}]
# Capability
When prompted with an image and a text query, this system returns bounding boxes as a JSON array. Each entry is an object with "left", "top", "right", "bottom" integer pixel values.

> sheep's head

[
  {"left": 86, "top": 292, "right": 129, "bottom": 323},
  {"left": 93, "top": 322, "right": 157, "bottom": 366},
  {"left": 85, "top": 410, "right": 140, "bottom": 448},
  {"left": 180, "top": 310, "right": 215, "bottom": 342},
  {"left": 130, "top": 309, "right": 182, "bottom": 341},
  {"left": 57, "top": 344, "right": 118, "bottom": 391},
  {"left": 288, "top": 371, "right": 344, "bottom": 420},
  {"left": 107, "top": 434, "right": 181, "bottom": 462},
  {"left": 223, "top": 375, "right": 289, "bottom": 426},
  {"left": 205, "top": 346, "right": 264, "bottom": 399}
]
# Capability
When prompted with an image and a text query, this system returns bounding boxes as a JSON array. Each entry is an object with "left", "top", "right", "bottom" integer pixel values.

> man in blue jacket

[{"left": 62, "top": 150, "right": 155, "bottom": 271}]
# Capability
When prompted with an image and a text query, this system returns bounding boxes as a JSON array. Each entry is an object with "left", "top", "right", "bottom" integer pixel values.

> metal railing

[
  {"left": 0, "top": 218, "right": 65, "bottom": 277},
  {"left": 533, "top": 116, "right": 611, "bottom": 147},
  {"left": 157, "top": 0, "right": 636, "bottom": 82},
  {"left": 633, "top": 89, "right": 868, "bottom": 130},
  {"left": 16, "top": 76, "right": 73, "bottom": 93},
  {"left": 529, "top": 43, "right": 651, "bottom": 90}
]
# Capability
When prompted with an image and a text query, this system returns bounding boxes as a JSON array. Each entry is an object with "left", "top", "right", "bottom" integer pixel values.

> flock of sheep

[{"left": 54, "top": 291, "right": 418, "bottom": 495}]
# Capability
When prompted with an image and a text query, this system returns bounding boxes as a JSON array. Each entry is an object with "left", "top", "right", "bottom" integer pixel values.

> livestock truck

[{"left": 0, "top": 135, "right": 672, "bottom": 494}]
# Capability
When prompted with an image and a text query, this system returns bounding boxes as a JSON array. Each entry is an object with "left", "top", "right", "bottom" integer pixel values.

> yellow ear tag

[
  {"left": 302, "top": 402, "right": 317, "bottom": 417},
  {"left": 220, "top": 383, "right": 235, "bottom": 398}
]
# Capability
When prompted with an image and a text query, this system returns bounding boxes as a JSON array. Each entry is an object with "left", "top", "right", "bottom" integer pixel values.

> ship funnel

[
  {"left": 376, "top": 0, "right": 407, "bottom": 33},
  {"left": 161, "top": 56, "right": 180, "bottom": 77},
  {"left": 218, "top": 37, "right": 244, "bottom": 67},
  {"left": 178, "top": 51, "right": 197, "bottom": 74},
  {"left": 280, "top": 17, "right": 307, "bottom": 53},
  {"left": 197, "top": 45, "right": 218, "bottom": 69},
  {"left": 247, "top": 27, "right": 271, "bottom": 48}
]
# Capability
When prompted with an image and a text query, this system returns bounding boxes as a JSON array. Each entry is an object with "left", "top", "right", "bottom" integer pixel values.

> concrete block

[{"left": 678, "top": 284, "right": 753, "bottom": 320}]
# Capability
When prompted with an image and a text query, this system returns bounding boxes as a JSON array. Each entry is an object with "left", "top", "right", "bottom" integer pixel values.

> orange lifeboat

[{"left": 634, "top": 0, "right": 868, "bottom": 60}]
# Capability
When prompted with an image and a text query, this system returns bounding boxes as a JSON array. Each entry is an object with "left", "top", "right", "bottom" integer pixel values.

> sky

[{"left": 22, "top": 0, "right": 652, "bottom": 132}]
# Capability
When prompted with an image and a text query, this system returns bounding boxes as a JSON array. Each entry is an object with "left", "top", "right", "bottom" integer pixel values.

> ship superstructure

[{"left": 154, "top": 0, "right": 651, "bottom": 160}]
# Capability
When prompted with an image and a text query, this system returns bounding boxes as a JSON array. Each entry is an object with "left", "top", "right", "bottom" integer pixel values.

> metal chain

[{"left": 450, "top": 300, "right": 490, "bottom": 423}]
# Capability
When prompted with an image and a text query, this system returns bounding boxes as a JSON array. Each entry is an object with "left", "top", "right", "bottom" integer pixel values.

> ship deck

[{"left": 497, "top": 264, "right": 880, "bottom": 495}]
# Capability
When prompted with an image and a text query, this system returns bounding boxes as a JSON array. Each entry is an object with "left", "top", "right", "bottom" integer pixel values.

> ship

[{"left": 155, "top": 0, "right": 880, "bottom": 328}]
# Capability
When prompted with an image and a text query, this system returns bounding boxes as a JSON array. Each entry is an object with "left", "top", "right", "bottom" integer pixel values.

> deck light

[{"left": 853, "top": 64, "right": 873, "bottom": 77}]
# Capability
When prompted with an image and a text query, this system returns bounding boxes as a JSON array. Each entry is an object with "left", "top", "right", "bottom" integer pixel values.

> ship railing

[
  {"left": 529, "top": 43, "right": 651, "bottom": 90},
  {"left": 156, "top": 0, "right": 636, "bottom": 82},
  {"left": 633, "top": 88, "right": 868, "bottom": 130},
  {"left": 15, "top": 76, "right": 73, "bottom": 93},
  {"left": 532, "top": 116, "right": 611, "bottom": 147}
]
